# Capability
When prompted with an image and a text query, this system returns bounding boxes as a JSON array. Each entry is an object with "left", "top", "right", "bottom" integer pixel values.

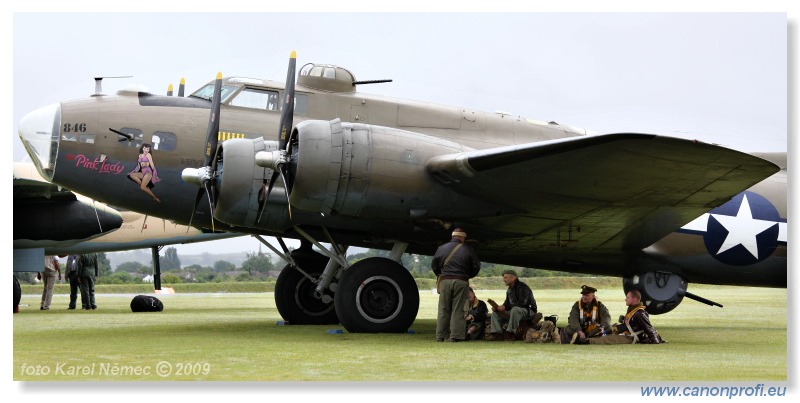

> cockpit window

[
  {"left": 190, "top": 84, "right": 239, "bottom": 102},
  {"left": 230, "top": 88, "right": 280, "bottom": 111}
]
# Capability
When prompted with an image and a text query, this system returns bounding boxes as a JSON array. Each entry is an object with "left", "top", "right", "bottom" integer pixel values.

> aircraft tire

[
  {"left": 334, "top": 257, "right": 419, "bottom": 333},
  {"left": 623, "top": 272, "right": 686, "bottom": 315},
  {"left": 274, "top": 262, "right": 339, "bottom": 325},
  {"left": 13, "top": 276, "right": 21, "bottom": 313}
]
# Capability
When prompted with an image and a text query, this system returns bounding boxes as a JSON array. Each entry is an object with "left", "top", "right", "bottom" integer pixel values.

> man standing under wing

[
  {"left": 40, "top": 255, "right": 61, "bottom": 310},
  {"left": 432, "top": 228, "right": 481, "bottom": 342}
]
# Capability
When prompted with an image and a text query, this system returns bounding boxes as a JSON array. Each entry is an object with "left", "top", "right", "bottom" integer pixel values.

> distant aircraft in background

[
  {"left": 17, "top": 52, "right": 787, "bottom": 333},
  {"left": 13, "top": 161, "right": 241, "bottom": 309}
]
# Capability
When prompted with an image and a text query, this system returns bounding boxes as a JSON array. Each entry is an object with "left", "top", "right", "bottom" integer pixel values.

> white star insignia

[{"left": 710, "top": 195, "right": 778, "bottom": 259}]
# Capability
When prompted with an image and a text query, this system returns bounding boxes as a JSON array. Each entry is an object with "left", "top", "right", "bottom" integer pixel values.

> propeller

[
  {"left": 167, "top": 78, "right": 186, "bottom": 96},
  {"left": 182, "top": 72, "right": 223, "bottom": 231},
  {"left": 256, "top": 51, "right": 297, "bottom": 222}
]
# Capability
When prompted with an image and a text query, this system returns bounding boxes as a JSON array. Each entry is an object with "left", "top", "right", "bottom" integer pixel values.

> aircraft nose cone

[{"left": 18, "top": 103, "right": 61, "bottom": 181}]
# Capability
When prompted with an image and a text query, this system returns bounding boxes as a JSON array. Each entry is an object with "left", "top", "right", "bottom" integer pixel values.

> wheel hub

[{"left": 355, "top": 276, "right": 403, "bottom": 323}]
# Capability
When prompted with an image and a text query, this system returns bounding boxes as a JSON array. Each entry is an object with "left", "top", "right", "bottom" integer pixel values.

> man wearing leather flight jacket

[
  {"left": 489, "top": 270, "right": 537, "bottom": 341},
  {"left": 432, "top": 228, "right": 481, "bottom": 342}
]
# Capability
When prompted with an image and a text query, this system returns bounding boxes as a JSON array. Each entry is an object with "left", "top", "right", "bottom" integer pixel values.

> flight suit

[{"left": 79, "top": 254, "right": 98, "bottom": 310}]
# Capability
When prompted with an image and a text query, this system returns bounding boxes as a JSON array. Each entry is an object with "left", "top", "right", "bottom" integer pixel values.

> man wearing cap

[
  {"left": 489, "top": 269, "right": 537, "bottom": 341},
  {"left": 432, "top": 228, "right": 481, "bottom": 342},
  {"left": 564, "top": 285, "right": 612, "bottom": 344}
]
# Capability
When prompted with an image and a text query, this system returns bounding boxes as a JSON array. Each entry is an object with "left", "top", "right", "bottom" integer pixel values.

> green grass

[
  {"left": 18, "top": 275, "right": 623, "bottom": 295},
  {"left": 19, "top": 281, "right": 278, "bottom": 295},
  {"left": 13, "top": 285, "right": 786, "bottom": 381}
]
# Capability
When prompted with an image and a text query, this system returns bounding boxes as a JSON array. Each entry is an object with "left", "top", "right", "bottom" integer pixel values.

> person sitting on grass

[
  {"left": 563, "top": 285, "right": 612, "bottom": 344},
  {"left": 586, "top": 290, "right": 664, "bottom": 345},
  {"left": 465, "top": 287, "right": 488, "bottom": 341},
  {"left": 487, "top": 270, "right": 537, "bottom": 341}
]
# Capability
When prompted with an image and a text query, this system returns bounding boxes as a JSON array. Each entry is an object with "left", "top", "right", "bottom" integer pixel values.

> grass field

[{"left": 13, "top": 285, "right": 786, "bottom": 382}]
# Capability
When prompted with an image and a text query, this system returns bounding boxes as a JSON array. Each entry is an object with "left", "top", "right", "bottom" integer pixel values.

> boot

[{"left": 488, "top": 333, "right": 504, "bottom": 341}]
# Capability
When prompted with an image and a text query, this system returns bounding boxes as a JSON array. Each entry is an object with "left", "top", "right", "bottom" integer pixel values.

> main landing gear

[
  {"left": 274, "top": 243, "right": 339, "bottom": 325},
  {"left": 334, "top": 256, "right": 419, "bottom": 333},
  {"left": 262, "top": 230, "right": 419, "bottom": 333}
]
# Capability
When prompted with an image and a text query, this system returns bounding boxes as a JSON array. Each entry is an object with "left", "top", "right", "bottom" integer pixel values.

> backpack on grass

[{"left": 130, "top": 295, "right": 164, "bottom": 312}]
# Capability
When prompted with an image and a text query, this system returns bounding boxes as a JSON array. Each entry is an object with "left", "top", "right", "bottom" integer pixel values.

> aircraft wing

[
  {"left": 14, "top": 162, "right": 124, "bottom": 249},
  {"left": 426, "top": 133, "right": 780, "bottom": 252},
  {"left": 13, "top": 162, "right": 76, "bottom": 200}
]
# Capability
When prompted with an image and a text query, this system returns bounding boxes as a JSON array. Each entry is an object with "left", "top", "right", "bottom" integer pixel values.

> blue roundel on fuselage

[{"left": 703, "top": 191, "right": 780, "bottom": 266}]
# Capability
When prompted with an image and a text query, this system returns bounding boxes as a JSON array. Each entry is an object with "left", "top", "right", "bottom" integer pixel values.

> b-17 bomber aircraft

[{"left": 18, "top": 52, "right": 787, "bottom": 333}]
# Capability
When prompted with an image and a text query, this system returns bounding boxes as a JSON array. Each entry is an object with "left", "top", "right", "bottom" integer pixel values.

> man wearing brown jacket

[{"left": 432, "top": 228, "right": 480, "bottom": 342}]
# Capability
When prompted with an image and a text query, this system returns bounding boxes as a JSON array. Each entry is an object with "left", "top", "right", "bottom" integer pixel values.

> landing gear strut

[
  {"left": 273, "top": 242, "right": 339, "bottom": 325},
  {"left": 269, "top": 229, "right": 419, "bottom": 333}
]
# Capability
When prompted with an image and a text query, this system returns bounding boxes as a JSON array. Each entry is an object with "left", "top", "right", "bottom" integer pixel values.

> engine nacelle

[
  {"left": 288, "top": 119, "right": 469, "bottom": 220},
  {"left": 214, "top": 138, "right": 290, "bottom": 229},
  {"left": 623, "top": 271, "right": 687, "bottom": 315},
  {"left": 13, "top": 197, "right": 123, "bottom": 248}
]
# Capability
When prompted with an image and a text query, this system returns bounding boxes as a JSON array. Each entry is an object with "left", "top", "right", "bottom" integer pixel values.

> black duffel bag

[{"left": 130, "top": 295, "right": 164, "bottom": 312}]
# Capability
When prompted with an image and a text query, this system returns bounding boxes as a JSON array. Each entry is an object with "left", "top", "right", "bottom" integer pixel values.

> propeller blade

[
  {"left": 265, "top": 170, "right": 280, "bottom": 205},
  {"left": 178, "top": 77, "right": 185, "bottom": 97},
  {"left": 256, "top": 179, "right": 268, "bottom": 224},
  {"left": 184, "top": 72, "right": 223, "bottom": 233},
  {"left": 258, "top": 51, "right": 298, "bottom": 223},
  {"left": 278, "top": 51, "right": 296, "bottom": 151},
  {"left": 186, "top": 187, "right": 206, "bottom": 232},
  {"left": 203, "top": 182, "right": 216, "bottom": 232},
  {"left": 278, "top": 166, "right": 293, "bottom": 220},
  {"left": 204, "top": 72, "right": 223, "bottom": 168},
  {"left": 206, "top": 146, "right": 222, "bottom": 220},
  {"left": 185, "top": 178, "right": 217, "bottom": 233},
  {"left": 167, "top": 84, "right": 173, "bottom": 96},
  {"left": 257, "top": 171, "right": 279, "bottom": 224}
]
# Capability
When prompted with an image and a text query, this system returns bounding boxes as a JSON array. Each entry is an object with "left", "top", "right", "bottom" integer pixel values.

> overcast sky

[{"left": 9, "top": 11, "right": 790, "bottom": 256}]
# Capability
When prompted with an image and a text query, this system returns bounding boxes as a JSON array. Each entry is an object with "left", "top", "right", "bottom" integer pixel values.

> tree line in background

[{"left": 20, "top": 246, "right": 585, "bottom": 285}]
